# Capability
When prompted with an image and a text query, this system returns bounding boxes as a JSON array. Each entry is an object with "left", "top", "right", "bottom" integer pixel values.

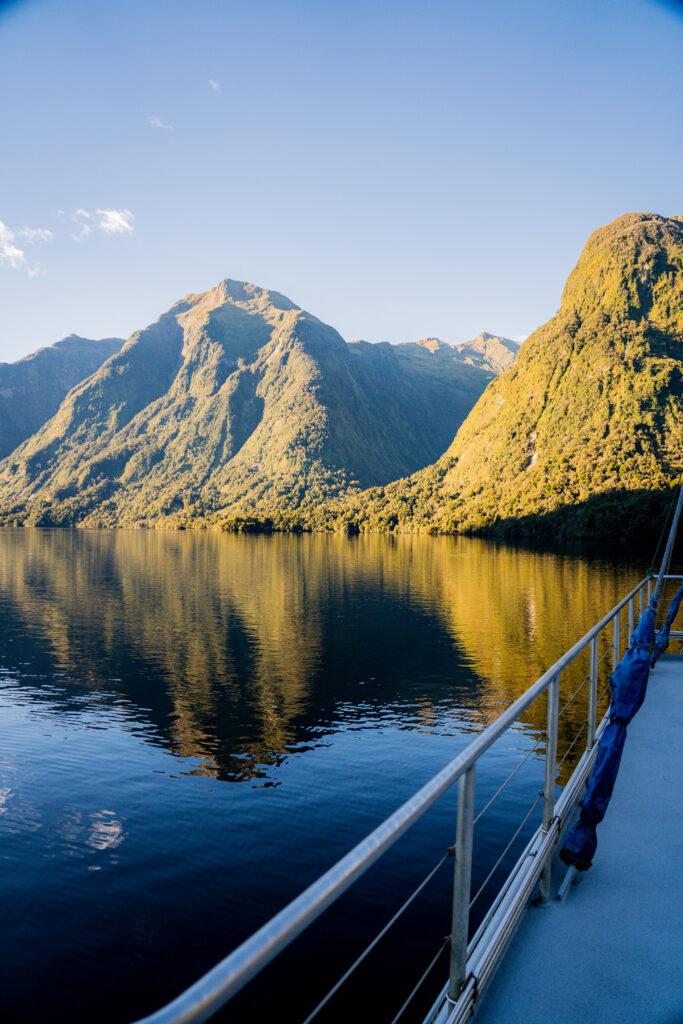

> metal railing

[{"left": 132, "top": 574, "right": 667, "bottom": 1024}]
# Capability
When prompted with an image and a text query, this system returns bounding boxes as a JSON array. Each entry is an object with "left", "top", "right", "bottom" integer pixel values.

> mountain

[
  {"left": 0, "top": 281, "right": 516, "bottom": 527},
  {"left": 453, "top": 332, "right": 521, "bottom": 374},
  {"left": 0, "top": 334, "right": 123, "bottom": 459},
  {"left": 338, "top": 212, "right": 683, "bottom": 538}
]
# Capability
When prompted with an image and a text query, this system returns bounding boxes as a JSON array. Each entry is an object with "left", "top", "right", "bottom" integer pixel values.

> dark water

[{"left": 0, "top": 529, "right": 647, "bottom": 1024}]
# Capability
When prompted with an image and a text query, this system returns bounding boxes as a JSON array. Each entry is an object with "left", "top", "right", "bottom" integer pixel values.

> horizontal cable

[
  {"left": 301, "top": 849, "right": 452, "bottom": 1024},
  {"left": 557, "top": 719, "right": 587, "bottom": 770},
  {"left": 389, "top": 936, "right": 450, "bottom": 1024},
  {"left": 473, "top": 736, "right": 546, "bottom": 828},
  {"left": 469, "top": 790, "right": 544, "bottom": 911}
]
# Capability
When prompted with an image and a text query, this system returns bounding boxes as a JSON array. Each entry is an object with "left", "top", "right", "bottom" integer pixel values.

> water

[{"left": 0, "top": 529, "right": 646, "bottom": 1024}]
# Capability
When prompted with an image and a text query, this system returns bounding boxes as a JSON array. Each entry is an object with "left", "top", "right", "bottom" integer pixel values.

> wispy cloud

[
  {"left": 147, "top": 115, "right": 174, "bottom": 129},
  {"left": 209, "top": 78, "right": 221, "bottom": 95},
  {"left": 70, "top": 207, "right": 134, "bottom": 238},
  {"left": 18, "top": 226, "right": 54, "bottom": 243},
  {"left": 513, "top": 333, "right": 529, "bottom": 343},
  {"left": 1, "top": 220, "right": 52, "bottom": 276},
  {"left": 71, "top": 209, "right": 92, "bottom": 242},
  {"left": 96, "top": 209, "right": 134, "bottom": 235},
  {"left": 1, "top": 206, "right": 135, "bottom": 273},
  {"left": 0, "top": 221, "right": 25, "bottom": 270}
]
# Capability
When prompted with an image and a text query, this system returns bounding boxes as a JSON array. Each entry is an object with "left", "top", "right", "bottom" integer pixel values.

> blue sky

[{"left": 1, "top": 0, "right": 682, "bottom": 362}]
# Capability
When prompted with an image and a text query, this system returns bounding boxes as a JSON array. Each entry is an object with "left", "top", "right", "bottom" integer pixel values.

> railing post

[
  {"left": 612, "top": 611, "right": 620, "bottom": 671},
  {"left": 587, "top": 636, "right": 598, "bottom": 749},
  {"left": 647, "top": 577, "right": 653, "bottom": 603},
  {"left": 448, "top": 765, "right": 476, "bottom": 1002},
  {"left": 539, "top": 674, "right": 560, "bottom": 902},
  {"left": 628, "top": 597, "right": 635, "bottom": 640}
]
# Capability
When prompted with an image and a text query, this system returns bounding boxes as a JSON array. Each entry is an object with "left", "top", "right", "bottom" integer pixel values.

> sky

[{"left": 0, "top": 0, "right": 682, "bottom": 362}]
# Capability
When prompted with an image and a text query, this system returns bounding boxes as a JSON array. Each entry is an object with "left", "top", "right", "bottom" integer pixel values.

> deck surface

[{"left": 474, "top": 655, "right": 683, "bottom": 1024}]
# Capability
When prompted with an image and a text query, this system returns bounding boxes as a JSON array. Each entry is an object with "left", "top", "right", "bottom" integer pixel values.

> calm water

[{"left": 0, "top": 529, "right": 647, "bottom": 1024}]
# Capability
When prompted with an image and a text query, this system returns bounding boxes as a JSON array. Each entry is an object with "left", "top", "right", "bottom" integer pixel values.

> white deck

[{"left": 474, "top": 655, "right": 683, "bottom": 1024}]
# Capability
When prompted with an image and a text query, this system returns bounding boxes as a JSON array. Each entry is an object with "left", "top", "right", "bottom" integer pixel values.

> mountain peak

[
  {"left": 454, "top": 332, "right": 520, "bottom": 374},
  {"left": 414, "top": 337, "right": 447, "bottom": 352},
  {"left": 561, "top": 212, "right": 683, "bottom": 321}
]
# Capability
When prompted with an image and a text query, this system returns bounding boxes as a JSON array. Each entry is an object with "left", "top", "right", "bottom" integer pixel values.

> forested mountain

[
  {"left": 0, "top": 334, "right": 123, "bottom": 459},
  {"left": 0, "top": 280, "right": 515, "bottom": 526},
  {"left": 337, "top": 213, "right": 683, "bottom": 538}
]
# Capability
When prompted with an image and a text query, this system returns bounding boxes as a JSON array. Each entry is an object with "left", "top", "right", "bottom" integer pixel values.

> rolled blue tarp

[
  {"left": 560, "top": 598, "right": 656, "bottom": 870},
  {"left": 651, "top": 581, "right": 683, "bottom": 667}
]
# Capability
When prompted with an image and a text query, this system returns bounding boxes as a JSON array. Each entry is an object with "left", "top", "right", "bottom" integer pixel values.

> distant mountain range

[
  {"left": 0, "top": 334, "right": 123, "bottom": 459},
  {"left": 0, "top": 283, "right": 516, "bottom": 526},
  {"left": 1, "top": 211, "right": 680, "bottom": 540}
]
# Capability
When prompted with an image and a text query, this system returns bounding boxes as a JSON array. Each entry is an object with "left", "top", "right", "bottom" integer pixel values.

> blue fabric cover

[
  {"left": 650, "top": 582, "right": 683, "bottom": 667},
  {"left": 559, "top": 598, "right": 656, "bottom": 870}
]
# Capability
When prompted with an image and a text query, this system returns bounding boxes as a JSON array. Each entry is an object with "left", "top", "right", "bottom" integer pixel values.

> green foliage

[
  {"left": 332, "top": 213, "right": 683, "bottom": 541},
  {"left": 0, "top": 279, "right": 513, "bottom": 529},
  {"left": 2, "top": 213, "right": 681, "bottom": 545},
  {"left": 0, "top": 334, "right": 122, "bottom": 459}
]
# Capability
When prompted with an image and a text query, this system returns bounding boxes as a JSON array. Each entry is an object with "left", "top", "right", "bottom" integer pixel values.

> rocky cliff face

[
  {"left": 0, "top": 280, "right": 512, "bottom": 526},
  {"left": 341, "top": 213, "right": 683, "bottom": 538}
]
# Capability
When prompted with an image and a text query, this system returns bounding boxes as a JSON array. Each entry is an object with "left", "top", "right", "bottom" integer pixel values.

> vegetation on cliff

[
  {"left": 0, "top": 282, "right": 514, "bottom": 527},
  {"left": 0, "top": 334, "right": 123, "bottom": 459}
]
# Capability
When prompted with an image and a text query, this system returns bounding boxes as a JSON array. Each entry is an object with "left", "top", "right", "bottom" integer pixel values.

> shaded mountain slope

[
  {"left": 334, "top": 213, "right": 683, "bottom": 538},
  {"left": 0, "top": 334, "right": 123, "bottom": 459},
  {"left": 0, "top": 281, "right": 514, "bottom": 526}
]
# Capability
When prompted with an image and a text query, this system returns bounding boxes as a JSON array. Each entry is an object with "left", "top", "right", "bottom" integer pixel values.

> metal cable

[
  {"left": 472, "top": 736, "right": 546, "bottom": 828},
  {"left": 648, "top": 474, "right": 682, "bottom": 577},
  {"left": 300, "top": 849, "right": 452, "bottom": 1024},
  {"left": 558, "top": 673, "right": 589, "bottom": 719},
  {"left": 557, "top": 719, "right": 587, "bottom": 770},
  {"left": 598, "top": 679, "right": 612, "bottom": 704},
  {"left": 469, "top": 790, "right": 544, "bottom": 911},
  {"left": 597, "top": 644, "right": 613, "bottom": 667},
  {"left": 388, "top": 936, "right": 450, "bottom": 1024}
]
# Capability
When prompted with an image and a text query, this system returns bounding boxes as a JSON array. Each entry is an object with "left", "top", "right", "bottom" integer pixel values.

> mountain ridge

[
  {"left": 330, "top": 212, "right": 683, "bottom": 538},
  {"left": 0, "top": 281, "right": 516, "bottom": 526},
  {"left": 0, "top": 333, "right": 124, "bottom": 459}
]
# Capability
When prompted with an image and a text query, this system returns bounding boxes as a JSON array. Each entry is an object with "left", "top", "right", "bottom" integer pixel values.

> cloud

[
  {"left": 18, "top": 226, "right": 54, "bottom": 243},
  {"left": 147, "top": 115, "right": 173, "bottom": 129},
  {"left": 96, "top": 208, "right": 134, "bottom": 235},
  {"left": 0, "top": 221, "right": 26, "bottom": 269},
  {"left": 69, "top": 208, "right": 135, "bottom": 237},
  {"left": 71, "top": 223, "right": 91, "bottom": 243},
  {"left": 209, "top": 78, "right": 221, "bottom": 95},
  {"left": 513, "top": 334, "right": 529, "bottom": 343},
  {"left": 0, "top": 220, "right": 48, "bottom": 277}
]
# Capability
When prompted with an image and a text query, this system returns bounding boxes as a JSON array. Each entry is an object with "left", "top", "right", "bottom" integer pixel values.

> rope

[
  {"left": 300, "top": 849, "right": 452, "bottom": 1024},
  {"left": 388, "top": 937, "right": 450, "bottom": 1024},
  {"left": 469, "top": 790, "right": 544, "bottom": 911}
]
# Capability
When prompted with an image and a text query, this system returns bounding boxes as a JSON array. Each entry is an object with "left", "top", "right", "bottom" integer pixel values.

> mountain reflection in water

[{"left": 0, "top": 529, "right": 644, "bottom": 1024}]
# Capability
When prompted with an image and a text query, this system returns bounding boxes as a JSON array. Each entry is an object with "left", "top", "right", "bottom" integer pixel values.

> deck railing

[{"left": 132, "top": 573, "right": 670, "bottom": 1024}]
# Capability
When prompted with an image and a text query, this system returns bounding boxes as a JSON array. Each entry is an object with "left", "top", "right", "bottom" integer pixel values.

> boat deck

[{"left": 474, "top": 654, "right": 683, "bottom": 1024}]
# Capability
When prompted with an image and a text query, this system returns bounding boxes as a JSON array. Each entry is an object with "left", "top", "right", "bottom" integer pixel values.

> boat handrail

[{"left": 131, "top": 572, "right": 672, "bottom": 1024}]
